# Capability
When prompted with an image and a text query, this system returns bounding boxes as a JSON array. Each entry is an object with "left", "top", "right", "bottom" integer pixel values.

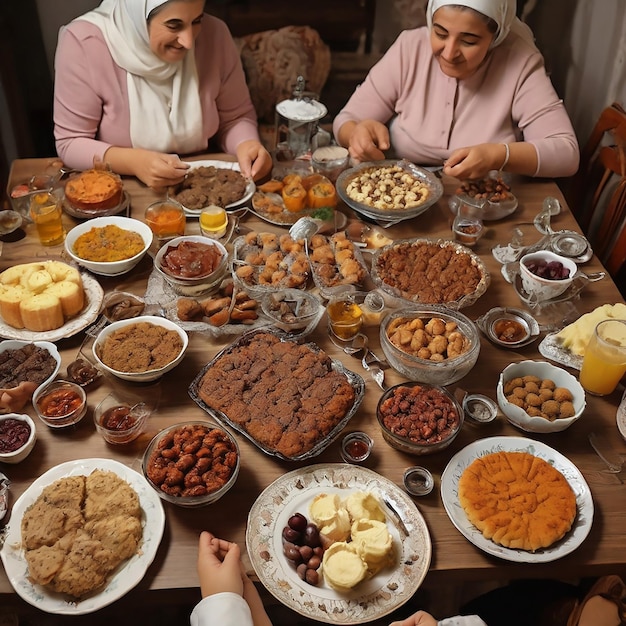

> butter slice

[
  {"left": 351, "top": 519, "right": 393, "bottom": 566},
  {"left": 321, "top": 542, "right": 368, "bottom": 590},
  {"left": 309, "top": 494, "right": 351, "bottom": 542},
  {"left": 345, "top": 491, "right": 386, "bottom": 524}
]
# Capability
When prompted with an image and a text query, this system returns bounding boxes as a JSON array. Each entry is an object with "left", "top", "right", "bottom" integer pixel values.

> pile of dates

[
  {"left": 282, "top": 512, "right": 327, "bottom": 586},
  {"left": 524, "top": 259, "right": 571, "bottom": 280}
]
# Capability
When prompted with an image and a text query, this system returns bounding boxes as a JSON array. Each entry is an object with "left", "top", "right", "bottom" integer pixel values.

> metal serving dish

[
  {"left": 336, "top": 159, "right": 443, "bottom": 225},
  {"left": 476, "top": 307, "right": 540, "bottom": 348},
  {"left": 188, "top": 327, "right": 365, "bottom": 461}
]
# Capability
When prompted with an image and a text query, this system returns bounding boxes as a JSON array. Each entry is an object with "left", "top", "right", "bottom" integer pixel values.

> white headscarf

[
  {"left": 426, "top": 0, "right": 537, "bottom": 49},
  {"left": 78, "top": 0, "right": 204, "bottom": 154}
]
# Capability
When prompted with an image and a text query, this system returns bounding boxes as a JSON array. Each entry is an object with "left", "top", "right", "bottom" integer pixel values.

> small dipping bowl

[
  {"left": 463, "top": 393, "right": 498, "bottom": 424},
  {"left": 403, "top": 466, "right": 434, "bottom": 496},
  {"left": 94, "top": 393, "right": 150, "bottom": 444},
  {"left": 340, "top": 431, "right": 373, "bottom": 463},
  {"left": 33, "top": 380, "right": 87, "bottom": 429}
]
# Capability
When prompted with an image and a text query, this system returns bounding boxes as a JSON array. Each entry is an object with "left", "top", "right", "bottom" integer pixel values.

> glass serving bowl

[
  {"left": 376, "top": 381, "right": 464, "bottom": 455},
  {"left": 380, "top": 306, "right": 480, "bottom": 385},
  {"left": 142, "top": 420, "right": 240, "bottom": 507},
  {"left": 93, "top": 393, "right": 150, "bottom": 444}
]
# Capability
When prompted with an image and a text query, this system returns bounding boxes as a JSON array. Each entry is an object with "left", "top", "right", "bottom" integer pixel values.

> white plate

[
  {"left": 178, "top": 160, "right": 255, "bottom": 216},
  {"left": 246, "top": 463, "right": 431, "bottom": 624},
  {"left": 0, "top": 458, "right": 165, "bottom": 615},
  {"left": 0, "top": 273, "right": 104, "bottom": 342},
  {"left": 441, "top": 436, "right": 593, "bottom": 563}
]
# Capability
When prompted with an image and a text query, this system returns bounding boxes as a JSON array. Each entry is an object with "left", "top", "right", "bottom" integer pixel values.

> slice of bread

[{"left": 20, "top": 292, "right": 65, "bottom": 332}]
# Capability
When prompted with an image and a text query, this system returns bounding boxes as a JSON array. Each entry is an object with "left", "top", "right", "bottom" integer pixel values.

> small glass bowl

[
  {"left": 340, "top": 431, "right": 373, "bottom": 463},
  {"left": 463, "top": 393, "right": 498, "bottom": 424},
  {"left": 94, "top": 393, "right": 150, "bottom": 444},
  {"left": 144, "top": 200, "right": 186, "bottom": 240},
  {"left": 403, "top": 466, "right": 434, "bottom": 496},
  {"left": 32, "top": 380, "right": 87, "bottom": 428}
]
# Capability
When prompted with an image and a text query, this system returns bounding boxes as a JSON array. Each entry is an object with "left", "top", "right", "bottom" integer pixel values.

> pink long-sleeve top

[
  {"left": 54, "top": 14, "right": 260, "bottom": 170},
  {"left": 333, "top": 27, "right": 579, "bottom": 178}
]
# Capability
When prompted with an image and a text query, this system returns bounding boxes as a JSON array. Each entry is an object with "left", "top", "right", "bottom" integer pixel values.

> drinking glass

[
  {"left": 29, "top": 191, "right": 65, "bottom": 246},
  {"left": 579, "top": 319, "right": 626, "bottom": 395}
]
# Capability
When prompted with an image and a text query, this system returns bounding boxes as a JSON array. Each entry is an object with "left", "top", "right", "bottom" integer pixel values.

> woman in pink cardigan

[
  {"left": 54, "top": 0, "right": 272, "bottom": 188},
  {"left": 333, "top": 0, "right": 579, "bottom": 181}
]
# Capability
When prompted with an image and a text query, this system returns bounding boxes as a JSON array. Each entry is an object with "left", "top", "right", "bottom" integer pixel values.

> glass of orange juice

[
  {"left": 579, "top": 319, "right": 626, "bottom": 395},
  {"left": 144, "top": 200, "right": 185, "bottom": 240}
]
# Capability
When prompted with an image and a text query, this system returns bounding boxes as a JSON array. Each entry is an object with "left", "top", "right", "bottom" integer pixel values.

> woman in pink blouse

[
  {"left": 54, "top": 0, "right": 272, "bottom": 188},
  {"left": 333, "top": 0, "right": 579, "bottom": 180}
]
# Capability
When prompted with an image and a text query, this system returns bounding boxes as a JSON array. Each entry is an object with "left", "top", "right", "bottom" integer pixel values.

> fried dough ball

[
  {"left": 526, "top": 393, "right": 542, "bottom": 407},
  {"left": 559, "top": 401, "right": 576, "bottom": 418},
  {"left": 554, "top": 387, "right": 574, "bottom": 403},
  {"left": 541, "top": 400, "right": 560, "bottom": 417}
]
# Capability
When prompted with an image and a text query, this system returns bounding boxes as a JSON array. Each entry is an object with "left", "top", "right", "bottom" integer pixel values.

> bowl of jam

[
  {"left": 0, "top": 413, "right": 36, "bottom": 463},
  {"left": 32, "top": 380, "right": 87, "bottom": 428},
  {"left": 94, "top": 393, "right": 150, "bottom": 444},
  {"left": 340, "top": 431, "right": 373, "bottom": 463}
]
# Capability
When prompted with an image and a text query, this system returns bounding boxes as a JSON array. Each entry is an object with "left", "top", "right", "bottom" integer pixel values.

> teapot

[{"left": 274, "top": 76, "right": 330, "bottom": 160}]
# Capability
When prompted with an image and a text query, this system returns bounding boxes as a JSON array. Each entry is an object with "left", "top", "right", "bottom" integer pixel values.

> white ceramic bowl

[
  {"left": 92, "top": 315, "right": 188, "bottom": 382},
  {"left": 497, "top": 360, "right": 586, "bottom": 433},
  {"left": 0, "top": 413, "right": 36, "bottom": 463},
  {"left": 64, "top": 216, "right": 153, "bottom": 276},
  {"left": 519, "top": 251, "right": 577, "bottom": 301},
  {"left": 0, "top": 339, "right": 61, "bottom": 401},
  {"left": 154, "top": 235, "right": 229, "bottom": 297}
]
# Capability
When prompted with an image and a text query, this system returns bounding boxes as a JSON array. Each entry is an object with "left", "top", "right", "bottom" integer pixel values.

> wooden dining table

[{"left": 1, "top": 156, "right": 626, "bottom": 612}]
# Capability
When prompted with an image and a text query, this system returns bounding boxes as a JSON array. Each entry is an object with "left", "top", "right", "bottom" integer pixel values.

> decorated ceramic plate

[
  {"left": 0, "top": 458, "right": 165, "bottom": 615},
  {"left": 246, "top": 463, "right": 432, "bottom": 624},
  {"left": 0, "top": 273, "right": 104, "bottom": 342},
  {"left": 441, "top": 436, "right": 593, "bottom": 563},
  {"left": 169, "top": 160, "right": 255, "bottom": 216}
]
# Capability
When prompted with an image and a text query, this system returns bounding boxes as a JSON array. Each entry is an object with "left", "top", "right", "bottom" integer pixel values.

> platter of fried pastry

[
  {"left": 0, "top": 458, "right": 165, "bottom": 614},
  {"left": 441, "top": 436, "right": 593, "bottom": 563}
]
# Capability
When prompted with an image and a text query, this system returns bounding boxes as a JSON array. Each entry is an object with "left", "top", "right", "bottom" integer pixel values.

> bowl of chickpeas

[
  {"left": 497, "top": 360, "right": 586, "bottom": 433},
  {"left": 142, "top": 420, "right": 240, "bottom": 507},
  {"left": 380, "top": 306, "right": 480, "bottom": 385}
]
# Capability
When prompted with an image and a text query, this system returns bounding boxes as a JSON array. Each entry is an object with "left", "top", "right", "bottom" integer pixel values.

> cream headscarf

[
  {"left": 426, "top": 0, "right": 537, "bottom": 49},
  {"left": 78, "top": 0, "right": 204, "bottom": 154}
]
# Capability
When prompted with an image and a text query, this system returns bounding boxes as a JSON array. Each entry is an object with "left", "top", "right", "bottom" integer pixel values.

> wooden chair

[{"left": 564, "top": 102, "right": 626, "bottom": 280}]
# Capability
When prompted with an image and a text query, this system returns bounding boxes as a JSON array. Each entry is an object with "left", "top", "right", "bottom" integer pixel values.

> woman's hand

[
  {"left": 196, "top": 531, "right": 245, "bottom": 599},
  {"left": 104, "top": 147, "right": 189, "bottom": 189},
  {"left": 338, "top": 119, "right": 390, "bottom": 163},
  {"left": 443, "top": 143, "right": 506, "bottom": 180},
  {"left": 443, "top": 142, "right": 538, "bottom": 179},
  {"left": 388, "top": 610, "right": 438, "bottom": 626},
  {"left": 236, "top": 139, "right": 273, "bottom": 181}
]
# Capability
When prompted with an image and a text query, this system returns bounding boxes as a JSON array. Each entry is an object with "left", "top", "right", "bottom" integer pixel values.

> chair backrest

[{"left": 565, "top": 102, "right": 626, "bottom": 275}]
